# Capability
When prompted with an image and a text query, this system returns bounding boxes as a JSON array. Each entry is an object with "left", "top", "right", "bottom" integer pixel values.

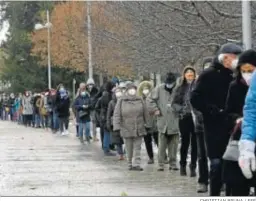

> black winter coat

[
  {"left": 223, "top": 78, "right": 256, "bottom": 186},
  {"left": 190, "top": 59, "right": 233, "bottom": 159},
  {"left": 98, "top": 91, "right": 112, "bottom": 128},
  {"left": 55, "top": 93, "right": 70, "bottom": 118},
  {"left": 190, "top": 80, "right": 204, "bottom": 133},
  {"left": 88, "top": 86, "right": 99, "bottom": 108}
]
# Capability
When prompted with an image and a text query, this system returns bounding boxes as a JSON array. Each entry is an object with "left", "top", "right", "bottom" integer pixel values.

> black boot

[
  {"left": 190, "top": 168, "right": 196, "bottom": 177},
  {"left": 180, "top": 166, "right": 187, "bottom": 176},
  {"left": 190, "top": 164, "right": 197, "bottom": 177}
]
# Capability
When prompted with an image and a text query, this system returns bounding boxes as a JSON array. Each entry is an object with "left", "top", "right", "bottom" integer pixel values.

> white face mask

[
  {"left": 115, "top": 91, "right": 123, "bottom": 98},
  {"left": 166, "top": 83, "right": 174, "bottom": 89},
  {"left": 242, "top": 73, "right": 253, "bottom": 86},
  {"left": 142, "top": 89, "right": 150, "bottom": 95},
  {"left": 231, "top": 58, "right": 239, "bottom": 69},
  {"left": 128, "top": 88, "right": 136, "bottom": 96}
]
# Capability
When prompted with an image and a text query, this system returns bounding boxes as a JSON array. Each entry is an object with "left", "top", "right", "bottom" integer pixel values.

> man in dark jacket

[
  {"left": 190, "top": 57, "right": 212, "bottom": 193},
  {"left": 97, "top": 81, "right": 115, "bottom": 155},
  {"left": 8, "top": 93, "right": 16, "bottom": 121},
  {"left": 190, "top": 43, "right": 243, "bottom": 196}
]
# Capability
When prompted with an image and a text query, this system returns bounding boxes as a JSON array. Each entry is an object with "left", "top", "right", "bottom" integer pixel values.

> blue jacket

[
  {"left": 241, "top": 71, "right": 256, "bottom": 142},
  {"left": 74, "top": 93, "right": 91, "bottom": 122}
]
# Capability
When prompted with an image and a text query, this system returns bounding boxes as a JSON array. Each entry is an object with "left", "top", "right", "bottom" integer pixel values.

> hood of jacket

[
  {"left": 176, "top": 66, "right": 196, "bottom": 87},
  {"left": 137, "top": 81, "right": 153, "bottom": 97},
  {"left": 104, "top": 81, "right": 114, "bottom": 93}
]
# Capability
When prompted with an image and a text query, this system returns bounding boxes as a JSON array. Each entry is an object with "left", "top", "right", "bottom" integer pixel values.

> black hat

[
  {"left": 217, "top": 43, "right": 242, "bottom": 55},
  {"left": 165, "top": 72, "right": 176, "bottom": 84},
  {"left": 237, "top": 49, "right": 256, "bottom": 68}
]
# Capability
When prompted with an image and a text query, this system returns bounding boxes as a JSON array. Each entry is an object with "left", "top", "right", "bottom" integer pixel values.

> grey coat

[
  {"left": 147, "top": 84, "right": 179, "bottom": 135},
  {"left": 107, "top": 98, "right": 123, "bottom": 144},
  {"left": 143, "top": 97, "right": 158, "bottom": 133},
  {"left": 113, "top": 95, "right": 147, "bottom": 138},
  {"left": 22, "top": 96, "right": 33, "bottom": 115}
]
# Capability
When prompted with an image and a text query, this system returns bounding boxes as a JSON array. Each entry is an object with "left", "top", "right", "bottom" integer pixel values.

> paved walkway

[{"left": 0, "top": 121, "right": 205, "bottom": 196}]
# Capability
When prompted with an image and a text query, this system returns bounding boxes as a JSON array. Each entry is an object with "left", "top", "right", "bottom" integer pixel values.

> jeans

[
  {"left": 18, "top": 113, "right": 23, "bottom": 124},
  {"left": 41, "top": 115, "right": 48, "bottom": 128},
  {"left": 209, "top": 158, "right": 223, "bottom": 196},
  {"left": 3, "top": 109, "right": 8, "bottom": 120},
  {"left": 196, "top": 131, "right": 209, "bottom": 185},
  {"left": 103, "top": 130, "right": 111, "bottom": 153},
  {"left": 10, "top": 107, "right": 14, "bottom": 121},
  {"left": 116, "top": 144, "right": 124, "bottom": 155},
  {"left": 47, "top": 113, "right": 53, "bottom": 129},
  {"left": 35, "top": 114, "right": 41, "bottom": 127},
  {"left": 52, "top": 110, "right": 59, "bottom": 130},
  {"left": 179, "top": 113, "right": 197, "bottom": 168},
  {"left": 79, "top": 121, "right": 90, "bottom": 138}
]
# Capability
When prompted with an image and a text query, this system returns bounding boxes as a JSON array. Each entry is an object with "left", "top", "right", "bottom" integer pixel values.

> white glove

[{"left": 238, "top": 139, "right": 256, "bottom": 179}]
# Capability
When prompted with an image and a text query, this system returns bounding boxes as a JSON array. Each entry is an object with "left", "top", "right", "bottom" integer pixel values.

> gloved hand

[{"left": 238, "top": 139, "right": 256, "bottom": 179}]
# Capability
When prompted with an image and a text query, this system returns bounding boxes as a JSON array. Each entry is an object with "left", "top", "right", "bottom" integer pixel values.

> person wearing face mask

[
  {"left": 147, "top": 72, "right": 179, "bottom": 171},
  {"left": 22, "top": 90, "right": 33, "bottom": 127},
  {"left": 8, "top": 93, "right": 16, "bottom": 121},
  {"left": 107, "top": 87, "right": 125, "bottom": 160},
  {"left": 190, "top": 43, "right": 242, "bottom": 196},
  {"left": 2, "top": 94, "right": 8, "bottom": 121},
  {"left": 17, "top": 93, "right": 23, "bottom": 124},
  {"left": 113, "top": 83, "right": 148, "bottom": 170},
  {"left": 32, "top": 93, "right": 42, "bottom": 128},
  {"left": 86, "top": 78, "right": 99, "bottom": 142},
  {"left": 138, "top": 80, "right": 158, "bottom": 164},
  {"left": 56, "top": 84, "right": 70, "bottom": 136},
  {"left": 223, "top": 49, "right": 256, "bottom": 196},
  {"left": 172, "top": 66, "right": 197, "bottom": 177},
  {"left": 74, "top": 85, "right": 92, "bottom": 144},
  {"left": 96, "top": 81, "right": 116, "bottom": 155}
]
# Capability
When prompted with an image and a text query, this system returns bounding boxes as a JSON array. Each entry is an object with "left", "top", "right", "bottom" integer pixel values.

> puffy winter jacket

[{"left": 241, "top": 71, "right": 256, "bottom": 142}]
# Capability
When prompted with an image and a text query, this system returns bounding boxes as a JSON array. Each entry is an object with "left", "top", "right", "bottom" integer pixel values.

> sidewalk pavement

[{"left": 0, "top": 121, "right": 204, "bottom": 196}]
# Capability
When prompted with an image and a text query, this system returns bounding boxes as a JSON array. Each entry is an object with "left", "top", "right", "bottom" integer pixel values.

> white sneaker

[
  {"left": 65, "top": 130, "right": 69, "bottom": 135},
  {"left": 61, "top": 132, "right": 65, "bottom": 136}
]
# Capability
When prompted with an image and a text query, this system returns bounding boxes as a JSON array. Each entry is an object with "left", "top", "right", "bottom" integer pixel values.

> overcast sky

[{"left": 0, "top": 21, "right": 9, "bottom": 43}]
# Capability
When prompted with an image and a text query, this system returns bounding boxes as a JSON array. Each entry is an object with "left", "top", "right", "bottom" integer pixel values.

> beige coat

[
  {"left": 113, "top": 95, "right": 147, "bottom": 138},
  {"left": 146, "top": 84, "right": 179, "bottom": 135}
]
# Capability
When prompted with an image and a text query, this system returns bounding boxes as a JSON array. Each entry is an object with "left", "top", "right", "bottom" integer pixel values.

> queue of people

[
  {"left": 0, "top": 85, "right": 71, "bottom": 135},
  {"left": 1, "top": 43, "right": 256, "bottom": 196}
]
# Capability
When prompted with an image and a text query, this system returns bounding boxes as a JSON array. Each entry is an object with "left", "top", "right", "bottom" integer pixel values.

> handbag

[
  {"left": 222, "top": 140, "right": 239, "bottom": 161},
  {"left": 40, "top": 107, "right": 48, "bottom": 116},
  {"left": 78, "top": 110, "right": 88, "bottom": 118}
]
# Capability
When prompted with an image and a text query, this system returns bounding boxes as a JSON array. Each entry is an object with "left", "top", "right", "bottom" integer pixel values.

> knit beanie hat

[
  {"left": 237, "top": 49, "right": 256, "bottom": 68},
  {"left": 165, "top": 72, "right": 176, "bottom": 84}
]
